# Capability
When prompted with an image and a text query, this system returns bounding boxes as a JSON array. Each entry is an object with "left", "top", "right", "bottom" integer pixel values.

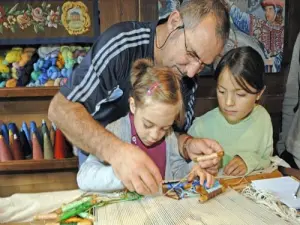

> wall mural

[{"left": 158, "top": 0, "right": 286, "bottom": 73}]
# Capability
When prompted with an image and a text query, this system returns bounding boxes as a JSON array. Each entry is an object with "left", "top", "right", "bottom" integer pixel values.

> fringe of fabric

[{"left": 242, "top": 186, "right": 300, "bottom": 224}]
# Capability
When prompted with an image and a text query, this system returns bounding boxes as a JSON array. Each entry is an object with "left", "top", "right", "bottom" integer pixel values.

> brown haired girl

[{"left": 77, "top": 59, "right": 214, "bottom": 192}]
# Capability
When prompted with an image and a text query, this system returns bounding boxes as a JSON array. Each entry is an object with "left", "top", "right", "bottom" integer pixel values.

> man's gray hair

[{"left": 177, "top": 0, "right": 230, "bottom": 43}]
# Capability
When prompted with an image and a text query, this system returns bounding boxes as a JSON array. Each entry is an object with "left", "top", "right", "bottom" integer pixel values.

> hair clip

[{"left": 147, "top": 82, "right": 160, "bottom": 96}]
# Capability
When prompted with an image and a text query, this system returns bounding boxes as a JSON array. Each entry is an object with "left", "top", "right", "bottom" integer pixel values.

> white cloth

[{"left": 0, "top": 189, "right": 83, "bottom": 223}]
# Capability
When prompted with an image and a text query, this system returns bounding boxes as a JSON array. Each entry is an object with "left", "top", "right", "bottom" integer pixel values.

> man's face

[
  {"left": 265, "top": 6, "right": 276, "bottom": 22},
  {"left": 161, "top": 15, "right": 224, "bottom": 78}
]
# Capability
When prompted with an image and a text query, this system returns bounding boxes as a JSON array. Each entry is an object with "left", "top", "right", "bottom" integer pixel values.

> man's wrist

[
  {"left": 97, "top": 137, "right": 124, "bottom": 164},
  {"left": 182, "top": 135, "right": 192, "bottom": 160}
]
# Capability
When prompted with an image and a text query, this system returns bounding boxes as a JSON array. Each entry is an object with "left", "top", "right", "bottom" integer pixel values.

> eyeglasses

[{"left": 182, "top": 26, "right": 209, "bottom": 69}]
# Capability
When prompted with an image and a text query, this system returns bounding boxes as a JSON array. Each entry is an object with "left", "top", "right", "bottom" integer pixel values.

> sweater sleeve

[
  {"left": 77, "top": 154, "right": 125, "bottom": 192},
  {"left": 76, "top": 117, "right": 128, "bottom": 192},
  {"left": 167, "top": 132, "right": 194, "bottom": 180},
  {"left": 277, "top": 32, "right": 300, "bottom": 155},
  {"left": 187, "top": 117, "right": 204, "bottom": 138},
  {"left": 237, "top": 115, "right": 273, "bottom": 174}
]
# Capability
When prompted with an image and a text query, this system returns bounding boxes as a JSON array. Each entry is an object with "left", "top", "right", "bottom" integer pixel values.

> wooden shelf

[
  {"left": 0, "top": 87, "right": 59, "bottom": 98},
  {"left": 0, "top": 157, "right": 78, "bottom": 173}
]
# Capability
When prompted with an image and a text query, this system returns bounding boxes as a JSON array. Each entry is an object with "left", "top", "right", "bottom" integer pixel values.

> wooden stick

[
  {"left": 192, "top": 151, "right": 224, "bottom": 162},
  {"left": 34, "top": 213, "right": 58, "bottom": 220}
]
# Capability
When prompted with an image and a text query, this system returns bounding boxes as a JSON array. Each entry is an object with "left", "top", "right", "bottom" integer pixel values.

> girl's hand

[
  {"left": 223, "top": 156, "right": 247, "bottom": 176},
  {"left": 188, "top": 165, "right": 215, "bottom": 188}
]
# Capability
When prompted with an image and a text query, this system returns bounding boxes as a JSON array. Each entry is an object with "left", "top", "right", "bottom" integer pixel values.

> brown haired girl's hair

[{"left": 130, "top": 58, "right": 185, "bottom": 128}]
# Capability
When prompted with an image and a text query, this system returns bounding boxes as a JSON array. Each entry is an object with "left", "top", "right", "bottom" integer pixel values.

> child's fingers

[
  {"left": 198, "top": 170, "right": 206, "bottom": 186},
  {"left": 224, "top": 161, "right": 239, "bottom": 175},
  {"left": 232, "top": 166, "right": 247, "bottom": 176},
  {"left": 206, "top": 174, "right": 215, "bottom": 188},
  {"left": 229, "top": 166, "right": 242, "bottom": 176},
  {"left": 206, "top": 167, "right": 218, "bottom": 176},
  {"left": 187, "top": 170, "right": 195, "bottom": 182}
]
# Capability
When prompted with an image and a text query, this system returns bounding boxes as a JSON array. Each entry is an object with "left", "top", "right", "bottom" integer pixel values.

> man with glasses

[{"left": 49, "top": 0, "right": 230, "bottom": 195}]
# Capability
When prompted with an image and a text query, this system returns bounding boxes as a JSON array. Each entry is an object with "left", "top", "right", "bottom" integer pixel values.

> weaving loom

[{"left": 95, "top": 189, "right": 295, "bottom": 225}]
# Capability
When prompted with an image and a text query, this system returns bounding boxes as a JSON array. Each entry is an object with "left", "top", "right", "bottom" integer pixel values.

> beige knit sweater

[{"left": 277, "top": 32, "right": 300, "bottom": 167}]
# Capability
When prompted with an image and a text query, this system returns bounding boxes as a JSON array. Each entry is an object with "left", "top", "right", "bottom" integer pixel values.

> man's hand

[
  {"left": 185, "top": 137, "right": 224, "bottom": 175},
  {"left": 223, "top": 156, "right": 247, "bottom": 176},
  {"left": 109, "top": 142, "right": 162, "bottom": 195},
  {"left": 187, "top": 164, "right": 215, "bottom": 188}
]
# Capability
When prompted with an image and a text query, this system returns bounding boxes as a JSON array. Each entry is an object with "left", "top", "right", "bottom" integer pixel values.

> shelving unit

[
  {"left": 0, "top": 157, "right": 78, "bottom": 173},
  {"left": 0, "top": 87, "right": 59, "bottom": 98},
  {"left": 0, "top": 86, "right": 78, "bottom": 197}
]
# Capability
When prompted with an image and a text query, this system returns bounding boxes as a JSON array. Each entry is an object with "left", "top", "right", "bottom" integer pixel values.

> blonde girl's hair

[{"left": 130, "top": 58, "right": 185, "bottom": 128}]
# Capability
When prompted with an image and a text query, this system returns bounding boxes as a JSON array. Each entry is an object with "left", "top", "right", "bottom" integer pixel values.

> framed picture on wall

[{"left": 158, "top": 0, "right": 286, "bottom": 74}]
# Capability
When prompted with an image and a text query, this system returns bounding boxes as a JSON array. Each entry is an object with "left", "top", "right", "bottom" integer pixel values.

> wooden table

[{"left": 219, "top": 170, "right": 283, "bottom": 191}]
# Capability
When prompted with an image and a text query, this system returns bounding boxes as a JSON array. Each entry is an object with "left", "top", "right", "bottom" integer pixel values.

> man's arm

[
  {"left": 176, "top": 132, "right": 222, "bottom": 175},
  {"left": 48, "top": 23, "right": 162, "bottom": 195},
  {"left": 48, "top": 93, "right": 121, "bottom": 163}
]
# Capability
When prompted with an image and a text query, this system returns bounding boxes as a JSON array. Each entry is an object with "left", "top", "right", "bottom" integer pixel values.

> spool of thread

[
  {"left": 22, "top": 122, "right": 31, "bottom": 147},
  {"left": 50, "top": 122, "right": 56, "bottom": 147},
  {"left": 41, "top": 119, "right": 50, "bottom": 136},
  {"left": 197, "top": 185, "right": 226, "bottom": 203},
  {"left": 8, "top": 123, "right": 19, "bottom": 137},
  {"left": 8, "top": 129, "right": 14, "bottom": 146},
  {"left": 0, "top": 135, "right": 13, "bottom": 161},
  {"left": 11, "top": 134, "right": 24, "bottom": 160},
  {"left": 32, "top": 132, "right": 43, "bottom": 160},
  {"left": 19, "top": 129, "right": 32, "bottom": 159},
  {"left": 1, "top": 124, "right": 9, "bottom": 146},
  {"left": 30, "top": 121, "right": 43, "bottom": 147},
  {"left": 54, "top": 129, "right": 66, "bottom": 159},
  {"left": 43, "top": 132, "right": 53, "bottom": 159}
]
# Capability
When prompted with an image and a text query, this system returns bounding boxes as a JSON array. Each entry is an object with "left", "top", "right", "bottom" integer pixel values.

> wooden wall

[{"left": 99, "top": 0, "right": 157, "bottom": 32}]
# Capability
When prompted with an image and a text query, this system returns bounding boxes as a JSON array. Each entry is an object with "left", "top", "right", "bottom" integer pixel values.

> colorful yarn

[{"left": 43, "top": 132, "right": 54, "bottom": 159}]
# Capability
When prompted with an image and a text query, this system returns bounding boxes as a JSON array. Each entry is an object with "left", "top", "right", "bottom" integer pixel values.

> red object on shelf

[{"left": 54, "top": 129, "right": 67, "bottom": 159}]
